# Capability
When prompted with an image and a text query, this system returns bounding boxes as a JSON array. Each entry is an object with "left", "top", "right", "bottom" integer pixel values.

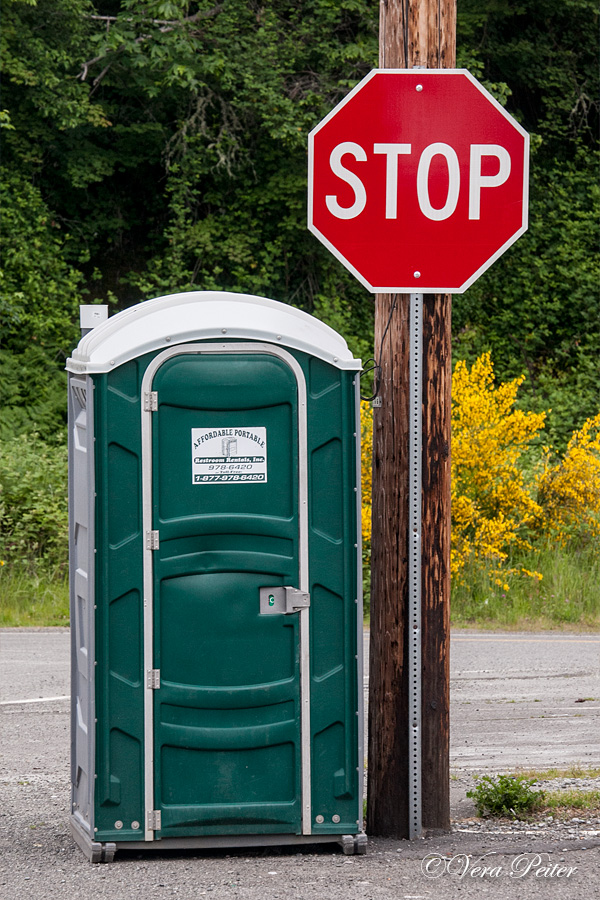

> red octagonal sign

[{"left": 308, "top": 69, "right": 529, "bottom": 293}]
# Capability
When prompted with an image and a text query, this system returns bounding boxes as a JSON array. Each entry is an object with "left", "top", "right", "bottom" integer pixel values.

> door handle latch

[{"left": 260, "top": 586, "right": 310, "bottom": 615}]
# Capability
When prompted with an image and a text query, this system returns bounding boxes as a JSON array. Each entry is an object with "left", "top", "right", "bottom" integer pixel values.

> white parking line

[
  {"left": 452, "top": 636, "right": 600, "bottom": 642},
  {"left": 0, "top": 695, "right": 69, "bottom": 706}
]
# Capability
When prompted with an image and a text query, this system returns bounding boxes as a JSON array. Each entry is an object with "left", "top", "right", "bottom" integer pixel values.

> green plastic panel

[
  {"left": 306, "top": 358, "right": 359, "bottom": 834},
  {"left": 93, "top": 356, "right": 147, "bottom": 840}
]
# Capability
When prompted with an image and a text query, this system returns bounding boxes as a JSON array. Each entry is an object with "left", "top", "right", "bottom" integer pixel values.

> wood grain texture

[
  {"left": 421, "top": 291, "right": 451, "bottom": 831},
  {"left": 379, "top": 0, "right": 456, "bottom": 68},
  {"left": 367, "top": 292, "right": 411, "bottom": 836},
  {"left": 368, "top": 0, "right": 455, "bottom": 837}
]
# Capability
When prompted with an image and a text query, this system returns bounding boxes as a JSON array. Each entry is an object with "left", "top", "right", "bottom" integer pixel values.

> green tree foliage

[
  {"left": 0, "top": 433, "right": 69, "bottom": 572},
  {"left": 106, "top": 0, "right": 378, "bottom": 339},
  {"left": 1, "top": 0, "right": 597, "bottom": 448},
  {"left": 1, "top": 0, "right": 598, "bottom": 602},
  {"left": 1, "top": 0, "right": 104, "bottom": 436},
  {"left": 455, "top": 0, "right": 599, "bottom": 449},
  {"left": 3, "top": 0, "right": 379, "bottom": 308},
  {"left": 1, "top": 0, "right": 377, "bottom": 432},
  {"left": 0, "top": 168, "right": 83, "bottom": 437}
]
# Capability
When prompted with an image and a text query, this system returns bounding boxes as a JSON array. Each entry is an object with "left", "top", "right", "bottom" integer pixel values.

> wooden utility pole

[{"left": 367, "top": 0, "right": 455, "bottom": 837}]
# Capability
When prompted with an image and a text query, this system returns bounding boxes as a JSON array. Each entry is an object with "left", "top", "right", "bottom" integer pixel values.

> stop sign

[{"left": 308, "top": 69, "right": 529, "bottom": 293}]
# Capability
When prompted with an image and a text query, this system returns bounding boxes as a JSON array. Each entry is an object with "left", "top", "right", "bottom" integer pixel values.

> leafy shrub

[
  {"left": 0, "top": 168, "right": 81, "bottom": 353},
  {"left": 537, "top": 412, "right": 600, "bottom": 546},
  {"left": 361, "top": 353, "right": 600, "bottom": 613},
  {"left": 0, "top": 168, "right": 82, "bottom": 440},
  {"left": 451, "top": 353, "right": 546, "bottom": 583},
  {"left": 467, "top": 774, "right": 545, "bottom": 818},
  {"left": 360, "top": 399, "right": 373, "bottom": 545},
  {"left": 0, "top": 433, "right": 68, "bottom": 574},
  {"left": 451, "top": 354, "right": 600, "bottom": 588},
  {"left": 360, "top": 399, "right": 373, "bottom": 616},
  {"left": 0, "top": 347, "right": 70, "bottom": 441}
]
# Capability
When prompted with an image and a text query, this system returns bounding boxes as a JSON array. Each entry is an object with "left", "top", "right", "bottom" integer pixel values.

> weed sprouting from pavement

[{"left": 467, "top": 774, "right": 545, "bottom": 818}]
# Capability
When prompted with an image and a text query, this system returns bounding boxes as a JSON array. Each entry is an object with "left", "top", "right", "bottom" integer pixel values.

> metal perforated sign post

[{"left": 408, "top": 292, "right": 423, "bottom": 839}]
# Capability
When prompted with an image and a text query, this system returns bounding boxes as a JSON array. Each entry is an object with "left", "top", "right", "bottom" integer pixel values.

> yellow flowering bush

[
  {"left": 451, "top": 353, "right": 546, "bottom": 582},
  {"left": 360, "top": 399, "right": 373, "bottom": 547},
  {"left": 360, "top": 353, "right": 600, "bottom": 595},
  {"left": 537, "top": 412, "right": 600, "bottom": 545}
]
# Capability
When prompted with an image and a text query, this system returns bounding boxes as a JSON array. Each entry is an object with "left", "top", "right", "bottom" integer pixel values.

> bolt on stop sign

[{"left": 308, "top": 69, "right": 529, "bottom": 294}]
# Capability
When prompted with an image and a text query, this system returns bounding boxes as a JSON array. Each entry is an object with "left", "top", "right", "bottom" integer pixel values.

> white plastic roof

[{"left": 66, "top": 291, "right": 361, "bottom": 374}]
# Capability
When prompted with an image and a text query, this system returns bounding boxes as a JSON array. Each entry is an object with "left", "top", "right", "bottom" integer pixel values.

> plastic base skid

[{"left": 71, "top": 817, "right": 368, "bottom": 862}]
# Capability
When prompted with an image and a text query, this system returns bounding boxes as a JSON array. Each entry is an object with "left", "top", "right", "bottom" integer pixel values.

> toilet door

[{"left": 141, "top": 343, "right": 310, "bottom": 841}]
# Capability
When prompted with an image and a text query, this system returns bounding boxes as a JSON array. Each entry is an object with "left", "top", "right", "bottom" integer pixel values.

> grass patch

[
  {"left": 3, "top": 543, "right": 599, "bottom": 631},
  {"left": 451, "top": 542, "right": 600, "bottom": 630},
  {"left": 544, "top": 790, "right": 600, "bottom": 812},
  {"left": 517, "top": 765, "right": 600, "bottom": 780},
  {"left": 466, "top": 772, "right": 600, "bottom": 821},
  {"left": 0, "top": 569, "right": 69, "bottom": 627},
  {"left": 518, "top": 765, "right": 600, "bottom": 817}
]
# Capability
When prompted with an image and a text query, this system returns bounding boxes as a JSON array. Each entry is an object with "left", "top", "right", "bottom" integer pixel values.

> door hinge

[
  {"left": 147, "top": 669, "right": 160, "bottom": 690},
  {"left": 143, "top": 390, "right": 158, "bottom": 412},
  {"left": 147, "top": 809, "right": 162, "bottom": 831},
  {"left": 146, "top": 530, "right": 160, "bottom": 550}
]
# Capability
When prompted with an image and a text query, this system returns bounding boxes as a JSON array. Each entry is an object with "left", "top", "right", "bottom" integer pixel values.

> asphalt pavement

[
  {"left": 449, "top": 632, "right": 600, "bottom": 771},
  {"left": 1, "top": 629, "right": 599, "bottom": 899}
]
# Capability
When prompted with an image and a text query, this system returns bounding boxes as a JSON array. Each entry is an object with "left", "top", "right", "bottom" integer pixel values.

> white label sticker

[{"left": 191, "top": 427, "right": 267, "bottom": 484}]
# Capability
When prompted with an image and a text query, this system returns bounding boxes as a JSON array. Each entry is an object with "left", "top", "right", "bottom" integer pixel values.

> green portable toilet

[{"left": 67, "top": 291, "right": 366, "bottom": 861}]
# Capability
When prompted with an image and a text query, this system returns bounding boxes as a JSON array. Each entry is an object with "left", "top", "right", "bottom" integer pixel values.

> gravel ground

[
  {"left": 450, "top": 770, "right": 600, "bottom": 840},
  {"left": 2, "top": 630, "right": 599, "bottom": 899},
  {"left": 1, "top": 701, "right": 599, "bottom": 900}
]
